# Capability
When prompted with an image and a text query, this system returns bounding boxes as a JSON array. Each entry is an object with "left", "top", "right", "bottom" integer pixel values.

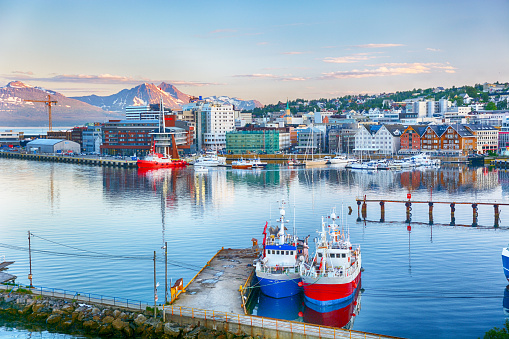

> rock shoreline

[{"left": 0, "top": 290, "right": 256, "bottom": 338}]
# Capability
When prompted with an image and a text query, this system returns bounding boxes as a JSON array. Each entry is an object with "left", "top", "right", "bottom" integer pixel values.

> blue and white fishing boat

[
  {"left": 502, "top": 246, "right": 509, "bottom": 281},
  {"left": 254, "top": 200, "right": 303, "bottom": 298}
]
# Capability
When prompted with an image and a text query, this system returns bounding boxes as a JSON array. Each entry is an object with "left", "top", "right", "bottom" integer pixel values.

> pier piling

[
  {"left": 405, "top": 202, "right": 412, "bottom": 224},
  {"left": 380, "top": 201, "right": 385, "bottom": 222},
  {"left": 472, "top": 204, "right": 478, "bottom": 227},
  {"left": 428, "top": 202, "right": 434, "bottom": 225},
  {"left": 361, "top": 199, "right": 367, "bottom": 220},
  {"left": 356, "top": 200, "right": 362, "bottom": 222},
  {"left": 495, "top": 204, "right": 500, "bottom": 228},
  {"left": 450, "top": 203, "right": 456, "bottom": 226}
]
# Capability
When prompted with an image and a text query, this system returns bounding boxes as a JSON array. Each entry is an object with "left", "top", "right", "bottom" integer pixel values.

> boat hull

[
  {"left": 256, "top": 274, "right": 301, "bottom": 298},
  {"left": 232, "top": 165, "right": 252, "bottom": 169},
  {"left": 502, "top": 248, "right": 509, "bottom": 281},
  {"left": 302, "top": 271, "right": 361, "bottom": 306},
  {"left": 137, "top": 160, "right": 187, "bottom": 169}
]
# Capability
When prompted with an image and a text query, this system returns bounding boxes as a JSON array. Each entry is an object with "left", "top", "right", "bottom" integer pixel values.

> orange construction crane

[{"left": 24, "top": 95, "right": 58, "bottom": 132}]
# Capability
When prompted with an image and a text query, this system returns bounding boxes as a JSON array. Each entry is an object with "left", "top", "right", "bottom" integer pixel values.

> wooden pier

[
  {"left": 0, "top": 151, "right": 137, "bottom": 168},
  {"left": 356, "top": 196, "right": 509, "bottom": 227}
]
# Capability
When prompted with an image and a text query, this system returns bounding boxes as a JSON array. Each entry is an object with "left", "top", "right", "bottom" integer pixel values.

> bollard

[
  {"left": 356, "top": 200, "right": 362, "bottom": 222},
  {"left": 380, "top": 201, "right": 385, "bottom": 222},
  {"left": 405, "top": 201, "right": 412, "bottom": 224},
  {"left": 450, "top": 203, "right": 456, "bottom": 226},
  {"left": 494, "top": 204, "right": 500, "bottom": 228},
  {"left": 472, "top": 203, "right": 478, "bottom": 227},
  {"left": 428, "top": 202, "right": 434, "bottom": 225}
]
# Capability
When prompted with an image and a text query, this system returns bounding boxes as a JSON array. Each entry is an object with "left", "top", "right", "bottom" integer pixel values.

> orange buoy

[
  {"left": 298, "top": 281, "right": 303, "bottom": 287},
  {"left": 298, "top": 312, "right": 304, "bottom": 317}
]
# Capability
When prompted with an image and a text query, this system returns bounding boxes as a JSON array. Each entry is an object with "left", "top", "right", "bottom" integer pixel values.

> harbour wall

[{"left": 0, "top": 151, "right": 137, "bottom": 168}]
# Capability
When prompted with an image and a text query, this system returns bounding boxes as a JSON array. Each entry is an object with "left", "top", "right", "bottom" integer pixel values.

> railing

[
  {"left": 0, "top": 283, "right": 148, "bottom": 311},
  {"left": 165, "top": 304, "right": 398, "bottom": 339},
  {"left": 1, "top": 282, "right": 398, "bottom": 338}
]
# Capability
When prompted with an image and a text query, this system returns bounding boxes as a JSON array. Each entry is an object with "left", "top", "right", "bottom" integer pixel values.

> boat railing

[{"left": 258, "top": 265, "right": 300, "bottom": 275}]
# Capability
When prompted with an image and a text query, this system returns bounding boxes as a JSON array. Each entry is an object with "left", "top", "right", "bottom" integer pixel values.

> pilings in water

[{"left": 356, "top": 197, "right": 508, "bottom": 228}]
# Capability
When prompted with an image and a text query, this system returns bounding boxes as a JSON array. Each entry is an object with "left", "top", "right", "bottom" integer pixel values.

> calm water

[{"left": 1, "top": 159, "right": 509, "bottom": 338}]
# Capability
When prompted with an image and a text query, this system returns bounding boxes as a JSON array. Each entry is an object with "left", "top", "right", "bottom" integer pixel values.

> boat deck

[{"left": 172, "top": 248, "right": 257, "bottom": 314}]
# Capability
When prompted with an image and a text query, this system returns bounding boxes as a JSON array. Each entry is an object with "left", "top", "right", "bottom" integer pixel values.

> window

[
  {"left": 276, "top": 251, "right": 280, "bottom": 255},
  {"left": 318, "top": 253, "right": 322, "bottom": 257},
  {"left": 342, "top": 253, "right": 346, "bottom": 258}
]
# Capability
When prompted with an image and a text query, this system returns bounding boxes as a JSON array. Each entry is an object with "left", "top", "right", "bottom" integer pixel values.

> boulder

[
  {"left": 61, "top": 304, "right": 74, "bottom": 313},
  {"left": 113, "top": 309, "right": 121, "bottom": 318},
  {"left": 32, "top": 303, "right": 44, "bottom": 313},
  {"left": 61, "top": 320, "right": 73, "bottom": 329},
  {"left": 21, "top": 304, "right": 32, "bottom": 315},
  {"left": 164, "top": 323, "right": 181, "bottom": 337},
  {"left": 102, "top": 315, "right": 115, "bottom": 324},
  {"left": 134, "top": 314, "right": 147, "bottom": 326},
  {"left": 46, "top": 314, "right": 62, "bottom": 325},
  {"left": 155, "top": 322, "right": 163, "bottom": 334},
  {"left": 98, "top": 324, "right": 113, "bottom": 336},
  {"left": 91, "top": 307, "right": 100, "bottom": 315},
  {"left": 83, "top": 320, "right": 100, "bottom": 332},
  {"left": 112, "top": 317, "right": 127, "bottom": 332}
]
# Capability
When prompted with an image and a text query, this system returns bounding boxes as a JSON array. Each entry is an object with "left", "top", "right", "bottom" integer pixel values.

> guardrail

[{"left": 1, "top": 283, "right": 148, "bottom": 311}]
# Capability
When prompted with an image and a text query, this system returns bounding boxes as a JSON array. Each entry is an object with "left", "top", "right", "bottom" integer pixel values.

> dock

[
  {"left": 0, "top": 151, "right": 137, "bottom": 168},
  {"left": 172, "top": 248, "right": 257, "bottom": 314},
  {"left": 0, "top": 261, "right": 16, "bottom": 283}
]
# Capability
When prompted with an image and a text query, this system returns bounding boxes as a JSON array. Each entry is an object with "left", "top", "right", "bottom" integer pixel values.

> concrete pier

[
  {"left": 0, "top": 151, "right": 137, "bottom": 168},
  {"left": 173, "top": 248, "right": 257, "bottom": 315}
]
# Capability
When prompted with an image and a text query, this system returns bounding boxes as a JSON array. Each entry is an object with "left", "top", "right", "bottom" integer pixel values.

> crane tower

[{"left": 24, "top": 95, "right": 58, "bottom": 132}]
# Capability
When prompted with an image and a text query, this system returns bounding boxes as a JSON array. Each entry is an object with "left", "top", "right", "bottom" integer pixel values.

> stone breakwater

[{"left": 0, "top": 290, "right": 256, "bottom": 339}]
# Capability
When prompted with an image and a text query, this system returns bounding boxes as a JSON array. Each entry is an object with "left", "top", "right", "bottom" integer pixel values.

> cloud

[
  {"left": 12, "top": 71, "right": 34, "bottom": 75},
  {"left": 354, "top": 43, "right": 404, "bottom": 48},
  {"left": 233, "top": 74, "right": 306, "bottom": 81},
  {"left": 209, "top": 29, "right": 237, "bottom": 34},
  {"left": 2, "top": 73, "right": 220, "bottom": 87},
  {"left": 426, "top": 48, "right": 441, "bottom": 52},
  {"left": 319, "top": 62, "right": 456, "bottom": 80},
  {"left": 281, "top": 51, "right": 307, "bottom": 55},
  {"left": 323, "top": 53, "right": 379, "bottom": 64}
]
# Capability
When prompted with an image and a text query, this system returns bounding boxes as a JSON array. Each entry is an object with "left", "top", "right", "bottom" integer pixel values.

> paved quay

[{"left": 172, "top": 248, "right": 258, "bottom": 314}]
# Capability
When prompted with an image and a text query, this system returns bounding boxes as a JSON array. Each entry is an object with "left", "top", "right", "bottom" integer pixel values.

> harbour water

[{"left": 1, "top": 158, "right": 509, "bottom": 338}]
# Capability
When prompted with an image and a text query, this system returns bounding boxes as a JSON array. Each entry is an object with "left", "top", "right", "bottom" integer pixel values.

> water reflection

[
  {"left": 302, "top": 281, "right": 362, "bottom": 329},
  {"left": 504, "top": 286, "right": 509, "bottom": 316},
  {"left": 251, "top": 290, "right": 304, "bottom": 321}
]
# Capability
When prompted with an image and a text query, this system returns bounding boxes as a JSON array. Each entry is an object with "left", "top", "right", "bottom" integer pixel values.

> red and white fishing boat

[
  {"left": 299, "top": 208, "right": 361, "bottom": 306},
  {"left": 231, "top": 158, "right": 252, "bottom": 169}
]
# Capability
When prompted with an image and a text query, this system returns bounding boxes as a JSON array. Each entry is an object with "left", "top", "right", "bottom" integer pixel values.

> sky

[{"left": 0, "top": 0, "right": 508, "bottom": 105}]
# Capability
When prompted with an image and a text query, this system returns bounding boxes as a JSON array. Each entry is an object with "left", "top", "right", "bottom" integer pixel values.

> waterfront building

[
  {"left": 26, "top": 139, "right": 81, "bottom": 154},
  {"left": 151, "top": 114, "right": 194, "bottom": 157},
  {"left": 82, "top": 124, "right": 103, "bottom": 154},
  {"left": 296, "top": 127, "right": 325, "bottom": 154},
  {"left": 464, "top": 124, "right": 499, "bottom": 154},
  {"left": 100, "top": 119, "right": 158, "bottom": 156},
  {"left": 0, "top": 130, "right": 24, "bottom": 146},
  {"left": 327, "top": 125, "right": 356, "bottom": 154},
  {"left": 354, "top": 124, "right": 404, "bottom": 155},
  {"left": 202, "top": 103, "right": 236, "bottom": 151},
  {"left": 422, "top": 124, "right": 476, "bottom": 155},
  {"left": 225, "top": 128, "right": 288, "bottom": 154},
  {"left": 399, "top": 125, "right": 427, "bottom": 154},
  {"left": 499, "top": 117, "right": 509, "bottom": 154}
]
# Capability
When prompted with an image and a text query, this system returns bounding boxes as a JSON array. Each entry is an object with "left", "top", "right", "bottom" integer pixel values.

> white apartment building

[
  {"left": 444, "top": 106, "right": 472, "bottom": 122},
  {"left": 202, "top": 103, "right": 235, "bottom": 150},
  {"left": 0, "top": 130, "right": 23, "bottom": 146},
  {"left": 464, "top": 124, "right": 499, "bottom": 154},
  {"left": 354, "top": 124, "right": 403, "bottom": 155}
]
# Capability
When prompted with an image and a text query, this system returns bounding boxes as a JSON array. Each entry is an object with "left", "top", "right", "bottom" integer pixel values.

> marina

[{"left": 1, "top": 158, "right": 509, "bottom": 338}]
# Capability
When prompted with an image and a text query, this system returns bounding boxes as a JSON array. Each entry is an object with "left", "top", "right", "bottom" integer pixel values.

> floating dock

[{"left": 0, "top": 151, "right": 137, "bottom": 168}]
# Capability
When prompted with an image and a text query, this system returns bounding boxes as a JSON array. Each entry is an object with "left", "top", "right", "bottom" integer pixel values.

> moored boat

[
  {"left": 300, "top": 208, "right": 361, "bottom": 306},
  {"left": 254, "top": 200, "right": 303, "bottom": 298},
  {"left": 288, "top": 158, "right": 305, "bottom": 167},
  {"left": 137, "top": 152, "right": 187, "bottom": 169},
  {"left": 502, "top": 246, "right": 509, "bottom": 281},
  {"left": 232, "top": 158, "right": 252, "bottom": 169},
  {"left": 249, "top": 158, "right": 268, "bottom": 168}
]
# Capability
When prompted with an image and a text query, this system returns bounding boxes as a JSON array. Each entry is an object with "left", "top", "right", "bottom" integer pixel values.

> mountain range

[
  {"left": 0, "top": 81, "right": 263, "bottom": 127},
  {"left": 0, "top": 81, "right": 123, "bottom": 127},
  {"left": 71, "top": 82, "right": 263, "bottom": 112}
]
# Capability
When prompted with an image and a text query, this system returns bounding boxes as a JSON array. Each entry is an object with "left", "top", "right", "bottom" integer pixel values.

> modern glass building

[{"left": 225, "top": 130, "right": 280, "bottom": 154}]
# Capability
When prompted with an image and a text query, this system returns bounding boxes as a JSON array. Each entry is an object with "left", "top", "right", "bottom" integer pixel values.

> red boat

[
  {"left": 137, "top": 152, "right": 187, "bottom": 169},
  {"left": 300, "top": 208, "right": 362, "bottom": 306}
]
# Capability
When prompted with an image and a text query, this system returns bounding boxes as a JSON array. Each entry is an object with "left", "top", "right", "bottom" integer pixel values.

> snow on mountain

[
  {"left": 0, "top": 81, "right": 123, "bottom": 126},
  {"left": 204, "top": 95, "right": 263, "bottom": 111}
]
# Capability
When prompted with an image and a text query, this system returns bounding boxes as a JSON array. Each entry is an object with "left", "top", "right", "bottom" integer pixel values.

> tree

[
  {"left": 497, "top": 100, "right": 508, "bottom": 110},
  {"left": 486, "top": 102, "right": 497, "bottom": 110},
  {"left": 483, "top": 319, "right": 509, "bottom": 338}
]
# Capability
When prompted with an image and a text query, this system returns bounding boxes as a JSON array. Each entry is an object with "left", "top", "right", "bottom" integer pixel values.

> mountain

[
  {"left": 0, "top": 81, "right": 123, "bottom": 127},
  {"left": 203, "top": 95, "right": 263, "bottom": 111},
  {"left": 72, "top": 82, "right": 264, "bottom": 112},
  {"left": 72, "top": 82, "right": 190, "bottom": 112}
]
